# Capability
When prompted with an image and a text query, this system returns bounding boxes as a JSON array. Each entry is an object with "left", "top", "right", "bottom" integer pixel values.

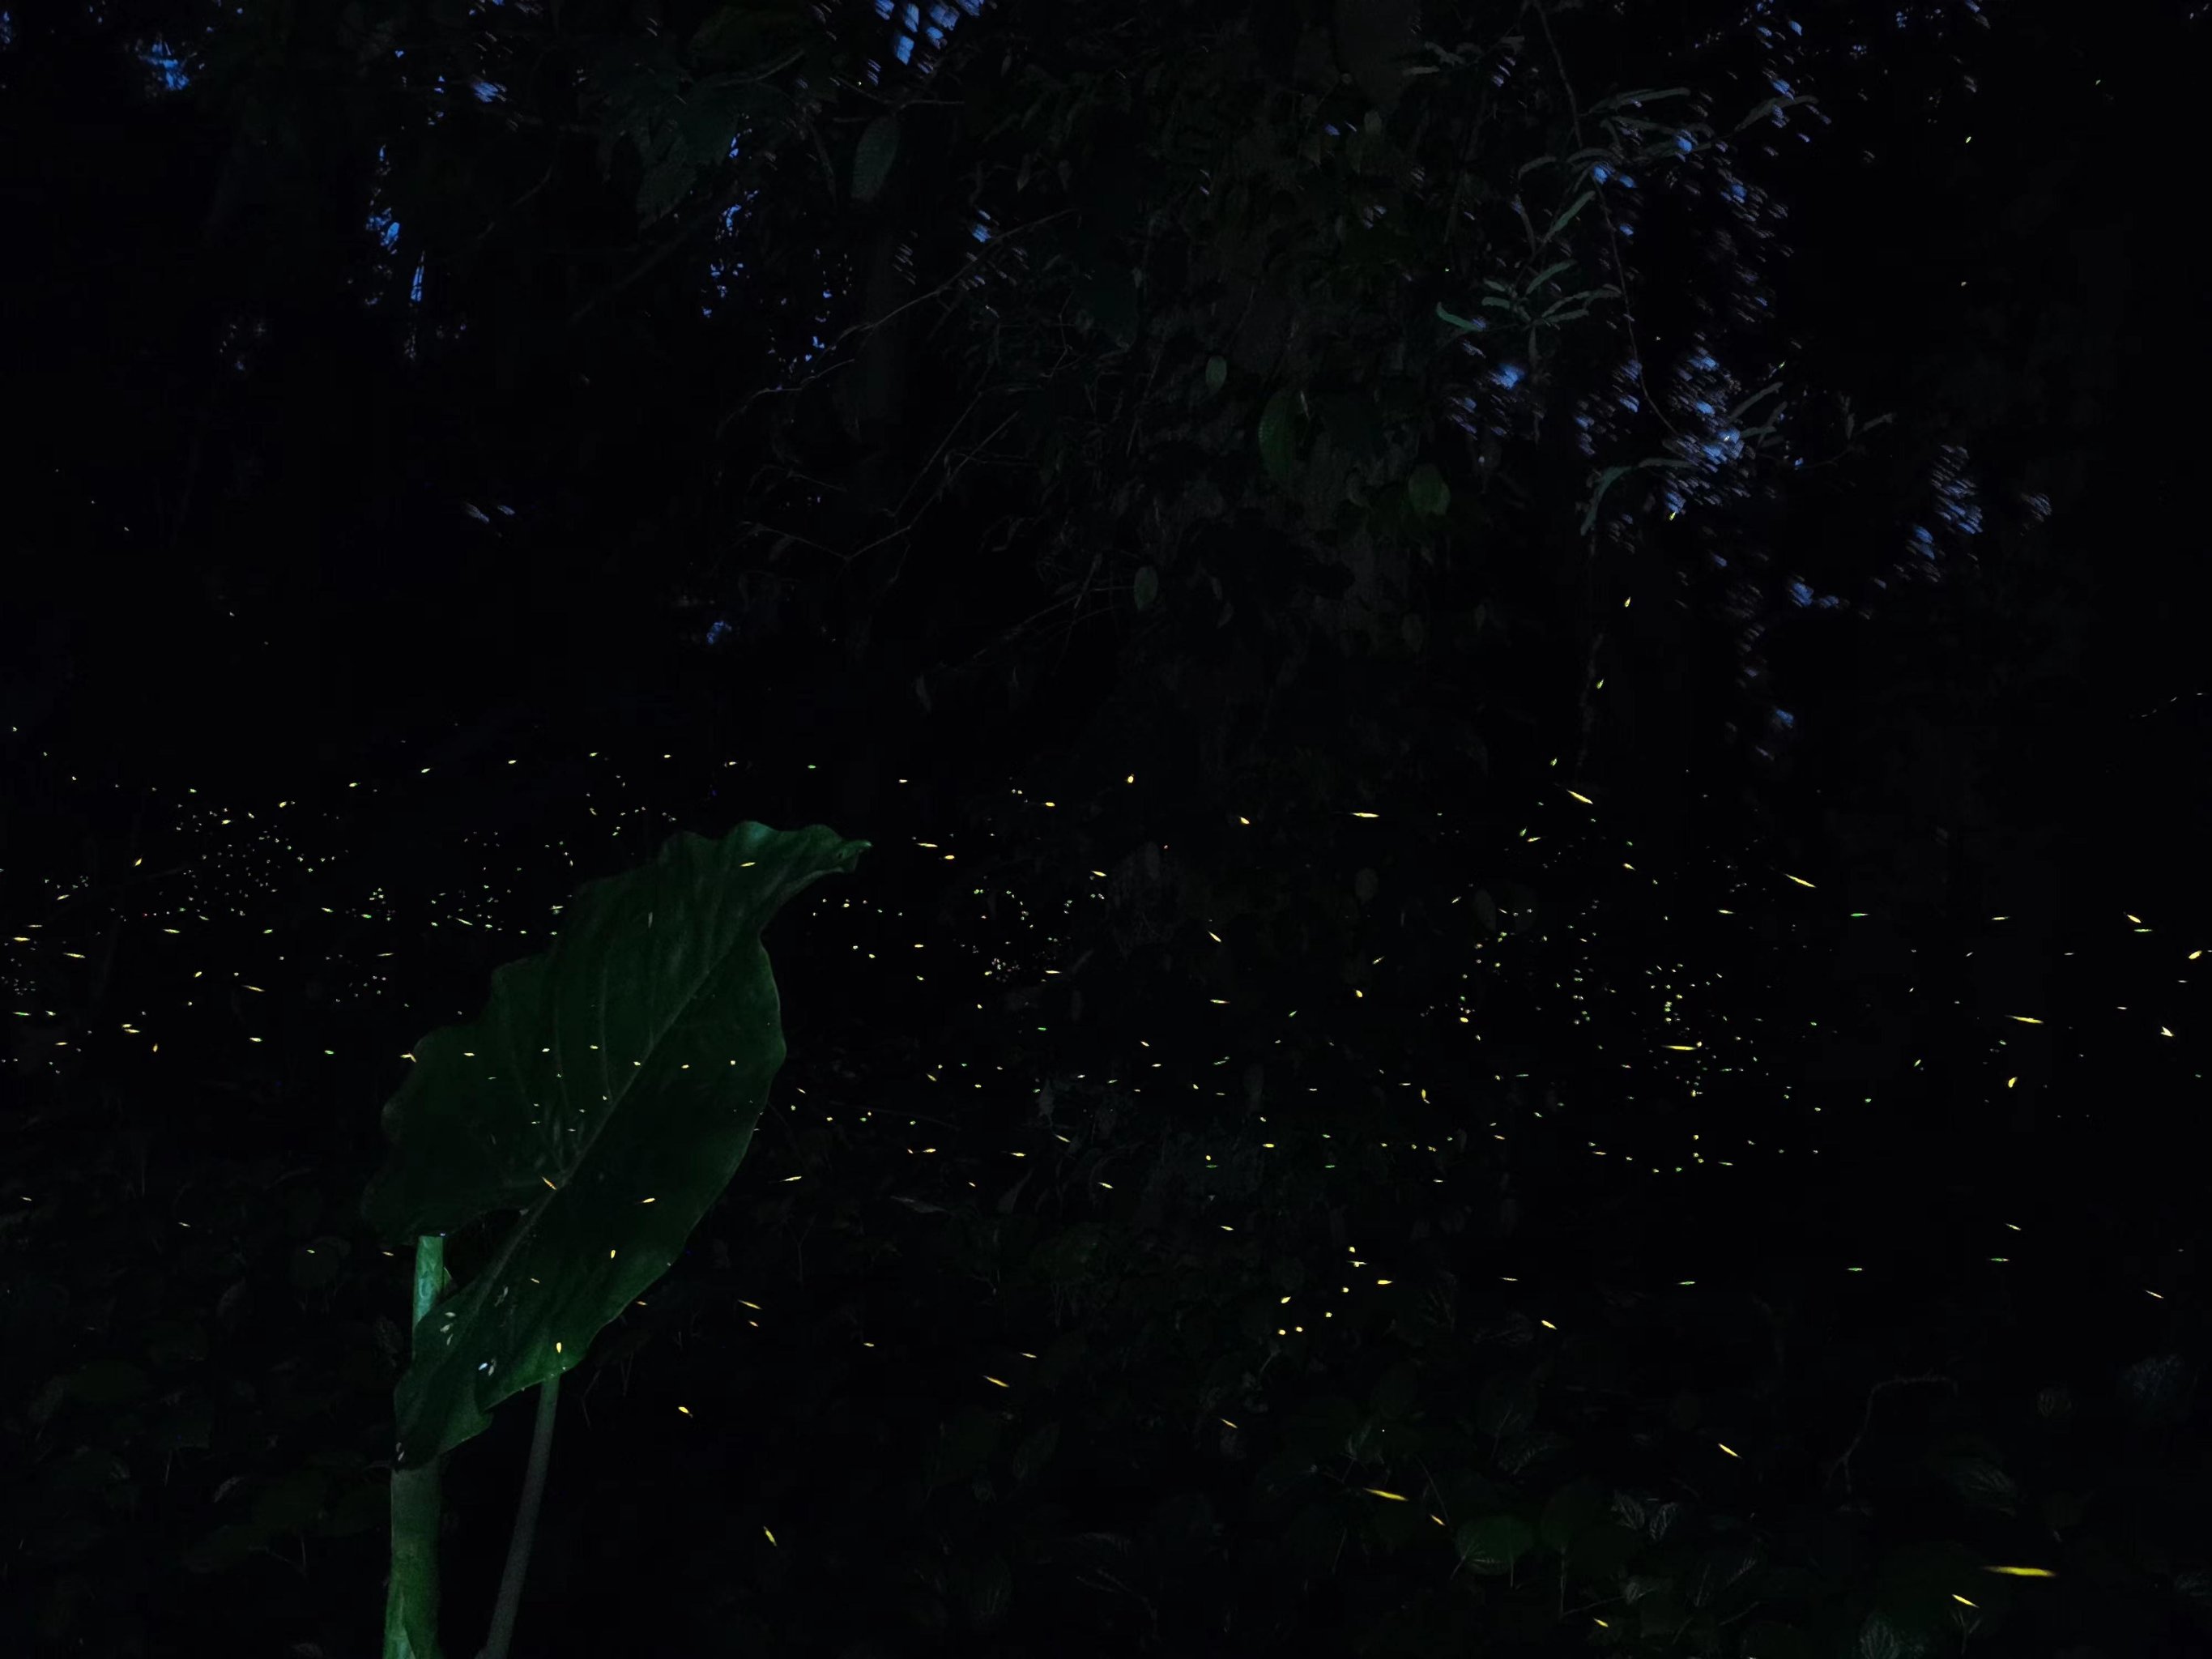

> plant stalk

[
  {"left": 475, "top": 1375, "right": 560, "bottom": 1659},
  {"left": 385, "top": 1236, "right": 452, "bottom": 1659}
]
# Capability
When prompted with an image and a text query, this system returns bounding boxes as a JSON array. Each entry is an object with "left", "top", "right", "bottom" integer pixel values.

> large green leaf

[{"left": 360, "top": 821, "right": 867, "bottom": 1468}]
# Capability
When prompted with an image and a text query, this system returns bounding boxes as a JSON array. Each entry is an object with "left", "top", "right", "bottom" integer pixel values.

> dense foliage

[{"left": 2, "top": 0, "right": 2206, "bottom": 1654}]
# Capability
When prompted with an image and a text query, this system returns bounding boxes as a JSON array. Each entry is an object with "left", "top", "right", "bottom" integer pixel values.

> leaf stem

[
  {"left": 476, "top": 1375, "right": 560, "bottom": 1659},
  {"left": 385, "top": 1235, "right": 452, "bottom": 1659}
]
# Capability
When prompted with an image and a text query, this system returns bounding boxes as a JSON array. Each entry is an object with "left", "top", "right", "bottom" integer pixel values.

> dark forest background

[{"left": 2, "top": 0, "right": 2207, "bottom": 1654}]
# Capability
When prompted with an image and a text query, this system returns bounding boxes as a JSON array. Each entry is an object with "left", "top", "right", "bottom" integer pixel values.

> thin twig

[
  {"left": 1528, "top": 0, "right": 1681, "bottom": 446},
  {"left": 714, "top": 211, "right": 1075, "bottom": 441},
  {"left": 1825, "top": 1374, "right": 1957, "bottom": 1495},
  {"left": 474, "top": 1374, "right": 560, "bottom": 1659}
]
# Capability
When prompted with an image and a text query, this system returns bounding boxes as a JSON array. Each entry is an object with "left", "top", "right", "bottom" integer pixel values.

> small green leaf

[
  {"left": 1472, "top": 889, "right": 1502, "bottom": 938},
  {"left": 690, "top": 5, "right": 810, "bottom": 67},
  {"left": 851, "top": 113, "right": 900, "bottom": 203},
  {"left": 1538, "top": 1479, "right": 1605, "bottom": 1550},
  {"left": 1255, "top": 1449, "right": 1315, "bottom": 1499},
  {"left": 1476, "top": 1371, "right": 1539, "bottom": 1439},
  {"left": 322, "top": 1478, "right": 390, "bottom": 1538},
  {"left": 1132, "top": 565, "right": 1158, "bottom": 611},
  {"left": 924, "top": 1405, "right": 1002, "bottom": 1487},
  {"left": 1012, "top": 1420, "right": 1061, "bottom": 1483},
  {"left": 1315, "top": 392, "right": 1382, "bottom": 460},
  {"left": 1545, "top": 190, "right": 1596, "bottom": 240},
  {"left": 1204, "top": 354, "right": 1227, "bottom": 392},
  {"left": 1078, "top": 267, "right": 1139, "bottom": 346},
  {"left": 1690, "top": 1540, "right": 1760, "bottom": 1606},
  {"left": 1566, "top": 1521, "right": 1643, "bottom": 1582},
  {"left": 1858, "top": 1614, "right": 1906, "bottom": 1659},
  {"left": 1579, "top": 463, "right": 1635, "bottom": 535},
  {"left": 1258, "top": 389, "right": 1304, "bottom": 486},
  {"left": 1590, "top": 87, "right": 1693, "bottom": 116},
  {"left": 67, "top": 1359, "right": 151, "bottom": 1407},
  {"left": 151, "top": 1396, "right": 214, "bottom": 1454},
  {"left": 1724, "top": 380, "right": 1786, "bottom": 424},
  {"left": 1539, "top": 288, "right": 1610, "bottom": 318},
  {"left": 290, "top": 1234, "right": 351, "bottom": 1291},
  {"left": 1455, "top": 1514, "right": 1534, "bottom": 1575},
  {"left": 182, "top": 1522, "right": 262, "bottom": 1576},
  {"left": 251, "top": 1469, "right": 331, "bottom": 1533},
  {"left": 963, "top": 1553, "right": 1012, "bottom": 1632},
  {"left": 1933, "top": 1454, "right": 2017, "bottom": 1513},
  {"left": 1735, "top": 94, "right": 1814, "bottom": 134},
  {"left": 1408, "top": 463, "right": 1450, "bottom": 517},
  {"left": 2120, "top": 1353, "right": 2190, "bottom": 1424},
  {"left": 1635, "top": 1589, "right": 1688, "bottom": 1636}
]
